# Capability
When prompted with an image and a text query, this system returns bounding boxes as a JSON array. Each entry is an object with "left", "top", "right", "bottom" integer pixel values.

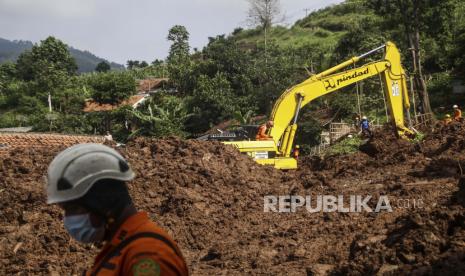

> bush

[{"left": 326, "top": 136, "right": 362, "bottom": 156}]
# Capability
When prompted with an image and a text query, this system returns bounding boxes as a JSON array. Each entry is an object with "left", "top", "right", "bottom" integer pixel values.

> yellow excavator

[{"left": 205, "top": 41, "right": 414, "bottom": 169}]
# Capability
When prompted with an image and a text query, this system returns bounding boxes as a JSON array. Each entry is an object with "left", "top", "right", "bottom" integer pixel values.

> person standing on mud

[
  {"left": 453, "top": 105, "right": 462, "bottom": 121},
  {"left": 354, "top": 115, "right": 361, "bottom": 130},
  {"left": 256, "top": 120, "right": 274, "bottom": 140},
  {"left": 360, "top": 116, "right": 372, "bottom": 138},
  {"left": 46, "top": 144, "right": 188, "bottom": 276}
]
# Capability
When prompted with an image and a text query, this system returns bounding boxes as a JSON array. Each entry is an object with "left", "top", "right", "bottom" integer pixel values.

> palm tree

[
  {"left": 129, "top": 98, "right": 193, "bottom": 138},
  {"left": 233, "top": 110, "right": 255, "bottom": 125}
]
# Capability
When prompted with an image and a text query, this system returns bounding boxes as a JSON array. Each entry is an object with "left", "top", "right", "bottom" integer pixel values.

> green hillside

[{"left": 233, "top": 2, "right": 376, "bottom": 53}]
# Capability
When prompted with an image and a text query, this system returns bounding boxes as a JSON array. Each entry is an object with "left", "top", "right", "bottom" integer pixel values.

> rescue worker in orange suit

[
  {"left": 292, "top": 145, "right": 300, "bottom": 159},
  {"left": 453, "top": 105, "right": 462, "bottom": 121},
  {"left": 46, "top": 144, "right": 188, "bottom": 276},
  {"left": 256, "top": 120, "right": 274, "bottom": 140}
]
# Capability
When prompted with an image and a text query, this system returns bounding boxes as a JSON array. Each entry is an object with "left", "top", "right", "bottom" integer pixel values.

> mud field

[{"left": 1, "top": 123, "right": 465, "bottom": 275}]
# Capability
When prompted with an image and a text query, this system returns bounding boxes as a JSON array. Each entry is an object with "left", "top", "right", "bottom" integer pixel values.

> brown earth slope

[{"left": 1, "top": 123, "right": 465, "bottom": 275}]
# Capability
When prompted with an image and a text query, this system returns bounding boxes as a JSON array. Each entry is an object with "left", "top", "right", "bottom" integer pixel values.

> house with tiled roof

[
  {"left": 0, "top": 127, "right": 33, "bottom": 133},
  {"left": 83, "top": 78, "right": 170, "bottom": 113},
  {"left": 82, "top": 77, "right": 173, "bottom": 134},
  {"left": 0, "top": 133, "right": 104, "bottom": 155},
  {"left": 137, "top": 78, "right": 169, "bottom": 93},
  {"left": 83, "top": 93, "right": 150, "bottom": 113}
]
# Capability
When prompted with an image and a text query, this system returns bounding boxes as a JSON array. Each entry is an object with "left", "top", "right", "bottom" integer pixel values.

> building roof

[
  {"left": 0, "top": 133, "right": 104, "bottom": 153},
  {"left": 137, "top": 78, "right": 169, "bottom": 93},
  {"left": 83, "top": 94, "right": 149, "bottom": 113},
  {"left": 0, "top": 127, "right": 33, "bottom": 133}
]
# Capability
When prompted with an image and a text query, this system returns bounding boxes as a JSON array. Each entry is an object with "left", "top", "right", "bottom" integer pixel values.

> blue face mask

[{"left": 64, "top": 214, "right": 105, "bottom": 243}]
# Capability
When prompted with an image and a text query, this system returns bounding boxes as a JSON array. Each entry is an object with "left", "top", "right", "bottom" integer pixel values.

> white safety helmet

[
  {"left": 453, "top": 105, "right": 458, "bottom": 109},
  {"left": 46, "top": 144, "right": 135, "bottom": 204},
  {"left": 362, "top": 116, "right": 367, "bottom": 120}
]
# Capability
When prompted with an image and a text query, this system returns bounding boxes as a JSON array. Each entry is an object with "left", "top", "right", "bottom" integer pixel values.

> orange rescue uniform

[
  {"left": 454, "top": 109, "right": 462, "bottom": 120},
  {"left": 256, "top": 124, "right": 271, "bottom": 140},
  {"left": 293, "top": 148, "right": 300, "bottom": 159},
  {"left": 85, "top": 212, "right": 188, "bottom": 276}
]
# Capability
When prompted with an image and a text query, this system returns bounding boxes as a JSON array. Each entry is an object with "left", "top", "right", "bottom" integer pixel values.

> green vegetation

[
  {"left": 1, "top": 0, "right": 464, "bottom": 151},
  {"left": 326, "top": 136, "right": 363, "bottom": 156},
  {"left": 412, "top": 131, "right": 426, "bottom": 143},
  {"left": 95, "top": 61, "right": 111, "bottom": 73}
]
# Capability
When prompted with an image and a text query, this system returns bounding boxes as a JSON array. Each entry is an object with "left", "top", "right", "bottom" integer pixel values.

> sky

[{"left": 0, "top": 0, "right": 344, "bottom": 65}]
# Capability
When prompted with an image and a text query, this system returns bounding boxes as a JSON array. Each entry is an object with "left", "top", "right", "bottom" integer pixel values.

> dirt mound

[
  {"left": 0, "top": 147, "right": 96, "bottom": 275},
  {"left": 1, "top": 125, "right": 465, "bottom": 275},
  {"left": 0, "top": 138, "right": 296, "bottom": 275},
  {"left": 359, "top": 126, "right": 416, "bottom": 163},
  {"left": 421, "top": 121, "right": 465, "bottom": 157},
  {"left": 333, "top": 180, "right": 465, "bottom": 275}
]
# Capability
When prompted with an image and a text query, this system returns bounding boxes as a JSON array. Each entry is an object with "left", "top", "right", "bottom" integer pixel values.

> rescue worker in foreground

[
  {"left": 360, "top": 116, "right": 372, "bottom": 138},
  {"left": 46, "top": 144, "right": 188, "bottom": 276},
  {"left": 256, "top": 120, "right": 274, "bottom": 140},
  {"left": 453, "top": 105, "right": 462, "bottom": 121}
]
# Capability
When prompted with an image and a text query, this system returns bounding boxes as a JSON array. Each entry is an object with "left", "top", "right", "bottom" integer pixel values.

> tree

[
  {"left": 126, "top": 60, "right": 149, "bottom": 70},
  {"left": 130, "top": 96, "right": 192, "bottom": 138},
  {"left": 166, "top": 25, "right": 192, "bottom": 93},
  {"left": 185, "top": 73, "right": 237, "bottom": 132},
  {"left": 452, "top": 1, "right": 465, "bottom": 78},
  {"left": 127, "top": 60, "right": 139, "bottom": 69},
  {"left": 233, "top": 110, "right": 255, "bottom": 125},
  {"left": 0, "top": 62, "right": 17, "bottom": 93},
  {"left": 16, "top": 36, "right": 77, "bottom": 81},
  {"left": 367, "top": 0, "right": 438, "bottom": 117},
  {"left": 95, "top": 61, "right": 111, "bottom": 72},
  {"left": 167, "top": 25, "right": 190, "bottom": 61},
  {"left": 246, "top": 0, "right": 282, "bottom": 29},
  {"left": 246, "top": 0, "right": 283, "bottom": 64},
  {"left": 15, "top": 36, "right": 78, "bottom": 112},
  {"left": 89, "top": 71, "right": 136, "bottom": 104}
]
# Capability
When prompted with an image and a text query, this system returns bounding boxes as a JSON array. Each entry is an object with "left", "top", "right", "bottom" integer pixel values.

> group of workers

[
  {"left": 252, "top": 103, "right": 465, "bottom": 157},
  {"left": 444, "top": 105, "right": 462, "bottom": 124}
]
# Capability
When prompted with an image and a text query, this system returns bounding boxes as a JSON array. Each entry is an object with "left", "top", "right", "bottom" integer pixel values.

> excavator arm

[
  {"left": 270, "top": 42, "right": 413, "bottom": 157},
  {"left": 224, "top": 41, "right": 414, "bottom": 169}
]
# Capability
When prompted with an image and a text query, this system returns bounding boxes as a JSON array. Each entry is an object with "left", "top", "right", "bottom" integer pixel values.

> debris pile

[{"left": 1, "top": 124, "right": 465, "bottom": 275}]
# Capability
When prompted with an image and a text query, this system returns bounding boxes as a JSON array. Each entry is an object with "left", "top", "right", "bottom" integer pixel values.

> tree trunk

[
  {"left": 398, "top": 0, "right": 433, "bottom": 121},
  {"left": 413, "top": 0, "right": 433, "bottom": 122}
]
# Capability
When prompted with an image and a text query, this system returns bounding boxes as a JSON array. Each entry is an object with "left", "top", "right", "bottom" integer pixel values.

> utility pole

[
  {"left": 264, "top": 0, "right": 269, "bottom": 66},
  {"left": 303, "top": 8, "right": 311, "bottom": 17}
]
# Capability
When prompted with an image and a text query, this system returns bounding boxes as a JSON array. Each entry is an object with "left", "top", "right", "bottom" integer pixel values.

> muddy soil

[{"left": 1, "top": 123, "right": 465, "bottom": 275}]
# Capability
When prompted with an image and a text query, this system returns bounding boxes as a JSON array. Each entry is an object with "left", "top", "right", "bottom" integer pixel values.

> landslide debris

[{"left": 1, "top": 123, "right": 465, "bottom": 275}]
